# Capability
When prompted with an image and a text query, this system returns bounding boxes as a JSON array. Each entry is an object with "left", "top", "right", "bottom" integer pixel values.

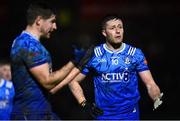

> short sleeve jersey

[
  {"left": 82, "top": 43, "right": 149, "bottom": 115},
  {"left": 10, "top": 31, "right": 52, "bottom": 113}
]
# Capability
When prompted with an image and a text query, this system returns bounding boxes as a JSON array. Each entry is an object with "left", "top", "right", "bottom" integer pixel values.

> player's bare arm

[
  {"left": 30, "top": 61, "right": 75, "bottom": 90},
  {"left": 50, "top": 67, "right": 81, "bottom": 94},
  {"left": 68, "top": 73, "right": 104, "bottom": 117},
  {"left": 68, "top": 73, "right": 86, "bottom": 104},
  {"left": 139, "top": 70, "right": 161, "bottom": 101},
  {"left": 139, "top": 70, "right": 163, "bottom": 110}
]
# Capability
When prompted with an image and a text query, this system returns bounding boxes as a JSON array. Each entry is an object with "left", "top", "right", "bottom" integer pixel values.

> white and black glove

[{"left": 153, "top": 92, "right": 163, "bottom": 110}]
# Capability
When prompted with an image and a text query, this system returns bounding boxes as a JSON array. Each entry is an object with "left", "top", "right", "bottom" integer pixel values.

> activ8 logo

[{"left": 101, "top": 69, "right": 129, "bottom": 83}]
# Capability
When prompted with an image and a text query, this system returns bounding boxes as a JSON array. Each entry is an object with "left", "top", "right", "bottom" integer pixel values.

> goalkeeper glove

[
  {"left": 72, "top": 45, "right": 86, "bottom": 62},
  {"left": 80, "top": 100, "right": 103, "bottom": 118},
  {"left": 74, "top": 45, "right": 95, "bottom": 71},
  {"left": 153, "top": 92, "right": 163, "bottom": 110}
]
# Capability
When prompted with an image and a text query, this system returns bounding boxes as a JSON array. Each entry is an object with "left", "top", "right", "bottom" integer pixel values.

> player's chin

[
  {"left": 46, "top": 33, "right": 51, "bottom": 39},
  {"left": 114, "top": 38, "right": 122, "bottom": 43},
  {"left": 42, "top": 35, "right": 50, "bottom": 40},
  {"left": 47, "top": 35, "right": 51, "bottom": 39},
  {"left": 115, "top": 40, "right": 122, "bottom": 44}
]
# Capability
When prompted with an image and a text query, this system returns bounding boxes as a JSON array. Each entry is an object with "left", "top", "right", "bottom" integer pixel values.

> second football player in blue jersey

[{"left": 60, "top": 15, "right": 163, "bottom": 120}]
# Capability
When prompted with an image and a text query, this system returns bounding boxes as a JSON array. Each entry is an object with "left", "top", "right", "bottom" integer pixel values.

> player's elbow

[
  {"left": 42, "top": 83, "right": 54, "bottom": 91},
  {"left": 40, "top": 78, "right": 55, "bottom": 90}
]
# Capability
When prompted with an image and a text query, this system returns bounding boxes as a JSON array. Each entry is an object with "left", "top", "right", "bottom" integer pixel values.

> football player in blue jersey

[
  {"left": 0, "top": 59, "right": 15, "bottom": 120},
  {"left": 51, "top": 15, "right": 163, "bottom": 120},
  {"left": 10, "top": 1, "right": 84, "bottom": 120}
]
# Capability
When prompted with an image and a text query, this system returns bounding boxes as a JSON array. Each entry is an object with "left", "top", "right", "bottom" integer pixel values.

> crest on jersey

[{"left": 125, "top": 57, "right": 131, "bottom": 64}]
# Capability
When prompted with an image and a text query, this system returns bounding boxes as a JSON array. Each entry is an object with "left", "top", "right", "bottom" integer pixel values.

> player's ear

[
  {"left": 35, "top": 16, "right": 43, "bottom": 26},
  {"left": 102, "top": 30, "right": 106, "bottom": 37}
]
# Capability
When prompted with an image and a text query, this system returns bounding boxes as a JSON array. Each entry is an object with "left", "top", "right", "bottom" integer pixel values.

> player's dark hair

[
  {"left": 26, "top": 0, "right": 56, "bottom": 25},
  {"left": 0, "top": 59, "right": 10, "bottom": 66},
  {"left": 101, "top": 14, "right": 122, "bottom": 30}
]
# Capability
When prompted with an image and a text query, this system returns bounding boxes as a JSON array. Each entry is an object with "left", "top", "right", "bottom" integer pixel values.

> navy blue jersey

[
  {"left": 10, "top": 31, "right": 58, "bottom": 120},
  {"left": 82, "top": 43, "right": 149, "bottom": 119},
  {"left": 0, "top": 79, "right": 15, "bottom": 120}
]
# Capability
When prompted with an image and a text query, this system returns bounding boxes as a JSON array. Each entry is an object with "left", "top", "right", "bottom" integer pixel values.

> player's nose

[{"left": 53, "top": 23, "right": 57, "bottom": 30}]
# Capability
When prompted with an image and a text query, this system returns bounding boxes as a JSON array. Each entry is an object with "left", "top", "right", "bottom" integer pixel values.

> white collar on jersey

[
  {"left": 103, "top": 43, "right": 126, "bottom": 54},
  {"left": 22, "top": 31, "right": 39, "bottom": 41},
  {"left": 0, "top": 78, "right": 5, "bottom": 87}
]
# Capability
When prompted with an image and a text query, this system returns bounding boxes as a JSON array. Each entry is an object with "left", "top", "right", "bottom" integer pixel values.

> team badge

[{"left": 125, "top": 57, "right": 131, "bottom": 64}]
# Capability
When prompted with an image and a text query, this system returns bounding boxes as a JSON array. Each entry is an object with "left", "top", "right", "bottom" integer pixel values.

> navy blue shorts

[{"left": 96, "top": 104, "right": 139, "bottom": 120}]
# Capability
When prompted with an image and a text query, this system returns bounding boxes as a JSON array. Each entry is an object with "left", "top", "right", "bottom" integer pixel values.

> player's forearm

[
  {"left": 50, "top": 67, "right": 80, "bottom": 93},
  {"left": 147, "top": 83, "right": 161, "bottom": 101},
  {"left": 51, "top": 61, "right": 75, "bottom": 81},
  {"left": 139, "top": 70, "right": 161, "bottom": 101},
  {"left": 68, "top": 81, "right": 86, "bottom": 104},
  {"left": 44, "top": 61, "right": 75, "bottom": 90}
]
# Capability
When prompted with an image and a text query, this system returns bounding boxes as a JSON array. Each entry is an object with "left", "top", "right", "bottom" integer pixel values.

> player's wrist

[{"left": 80, "top": 100, "right": 87, "bottom": 107}]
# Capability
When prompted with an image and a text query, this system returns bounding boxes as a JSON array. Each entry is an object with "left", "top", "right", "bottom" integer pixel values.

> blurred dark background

[{"left": 0, "top": 0, "right": 180, "bottom": 120}]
